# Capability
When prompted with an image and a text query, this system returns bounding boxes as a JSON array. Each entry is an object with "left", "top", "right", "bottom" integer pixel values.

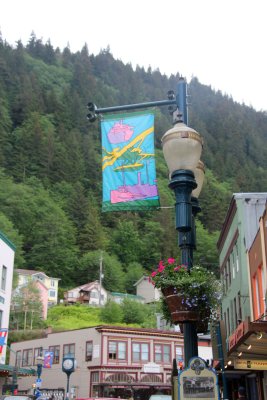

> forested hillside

[{"left": 1, "top": 34, "right": 267, "bottom": 289}]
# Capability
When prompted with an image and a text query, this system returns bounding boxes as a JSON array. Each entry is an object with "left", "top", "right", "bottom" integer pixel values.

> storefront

[{"left": 225, "top": 317, "right": 267, "bottom": 400}]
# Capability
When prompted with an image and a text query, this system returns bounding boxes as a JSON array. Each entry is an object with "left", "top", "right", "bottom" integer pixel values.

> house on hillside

[
  {"left": 15, "top": 269, "right": 60, "bottom": 319},
  {"left": 12, "top": 279, "right": 49, "bottom": 319},
  {"left": 134, "top": 276, "right": 161, "bottom": 303},
  {"left": 64, "top": 281, "right": 108, "bottom": 306}
]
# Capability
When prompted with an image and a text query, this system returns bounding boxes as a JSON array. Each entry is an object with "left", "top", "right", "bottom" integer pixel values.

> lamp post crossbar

[{"left": 91, "top": 99, "right": 176, "bottom": 115}]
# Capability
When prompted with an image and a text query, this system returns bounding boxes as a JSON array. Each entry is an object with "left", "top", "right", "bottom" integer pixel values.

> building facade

[
  {"left": 16, "top": 269, "right": 60, "bottom": 310},
  {"left": 217, "top": 193, "right": 267, "bottom": 400},
  {"left": 64, "top": 281, "right": 108, "bottom": 306},
  {"left": 9, "top": 325, "right": 184, "bottom": 400},
  {"left": 0, "top": 231, "right": 15, "bottom": 365},
  {"left": 134, "top": 276, "right": 161, "bottom": 304}
]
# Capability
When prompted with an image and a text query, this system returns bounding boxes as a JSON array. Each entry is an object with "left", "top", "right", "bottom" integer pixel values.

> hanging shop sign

[{"left": 234, "top": 359, "right": 267, "bottom": 370}]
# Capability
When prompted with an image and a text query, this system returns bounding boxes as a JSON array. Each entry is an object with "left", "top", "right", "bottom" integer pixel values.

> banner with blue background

[{"left": 101, "top": 112, "right": 160, "bottom": 211}]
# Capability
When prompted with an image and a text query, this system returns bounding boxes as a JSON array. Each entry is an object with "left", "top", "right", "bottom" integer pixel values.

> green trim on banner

[
  {"left": 100, "top": 110, "right": 154, "bottom": 121},
  {"left": 102, "top": 199, "right": 160, "bottom": 212}
]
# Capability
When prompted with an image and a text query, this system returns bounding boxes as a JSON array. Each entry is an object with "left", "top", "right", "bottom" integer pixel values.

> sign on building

[
  {"left": 144, "top": 362, "right": 161, "bottom": 373},
  {"left": 234, "top": 359, "right": 267, "bottom": 370}
]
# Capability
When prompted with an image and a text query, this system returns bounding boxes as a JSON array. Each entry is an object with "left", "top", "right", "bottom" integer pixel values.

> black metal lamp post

[
  {"left": 36, "top": 356, "right": 44, "bottom": 380},
  {"left": 87, "top": 76, "right": 205, "bottom": 369},
  {"left": 35, "top": 354, "right": 44, "bottom": 396},
  {"left": 161, "top": 111, "right": 204, "bottom": 367}
]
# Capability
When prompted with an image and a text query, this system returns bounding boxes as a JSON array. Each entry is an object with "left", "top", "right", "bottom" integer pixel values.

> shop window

[
  {"left": 252, "top": 266, "right": 264, "bottom": 319},
  {"left": 108, "top": 341, "right": 126, "bottom": 361},
  {"left": 49, "top": 345, "right": 60, "bottom": 364},
  {"left": 86, "top": 341, "right": 93, "bottom": 361},
  {"left": 175, "top": 346, "right": 183, "bottom": 361},
  {"left": 232, "top": 251, "right": 235, "bottom": 279},
  {"left": 63, "top": 343, "right": 75, "bottom": 357},
  {"left": 227, "top": 308, "right": 230, "bottom": 337},
  {"left": 132, "top": 342, "right": 149, "bottom": 362},
  {"left": 154, "top": 344, "right": 171, "bottom": 363},
  {"left": 238, "top": 291, "right": 242, "bottom": 321},
  {"left": 235, "top": 243, "right": 239, "bottom": 272},
  {"left": 22, "top": 349, "right": 33, "bottom": 366},
  {"left": 91, "top": 372, "right": 99, "bottom": 383},
  {"left": 1, "top": 266, "right": 7, "bottom": 290},
  {"left": 16, "top": 351, "right": 21, "bottom": 367},
  {"left": 227, "top": 259, "right": 231, "bottom": 286},
  {"left": 33, "top": 347, "right": 43, "bottom": 365}
]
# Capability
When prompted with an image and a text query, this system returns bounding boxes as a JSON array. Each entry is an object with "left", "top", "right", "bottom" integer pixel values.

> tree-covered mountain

[{"left": 0, "top": 34, "right": 266, "bottom": 288}]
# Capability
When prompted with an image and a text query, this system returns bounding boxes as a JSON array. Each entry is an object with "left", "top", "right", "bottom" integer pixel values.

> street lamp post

[
  {"left": 161, "top": 111, "right": 204, "bottom": 366},
  {"left": 88, "top": 75, "right": 204, "bottom": 372},
  {"left": 36, "top": 356, "right": 44, "bottom": 380},
  {"left": 35, "top": 354, "right": 44, "bottom": 397}
]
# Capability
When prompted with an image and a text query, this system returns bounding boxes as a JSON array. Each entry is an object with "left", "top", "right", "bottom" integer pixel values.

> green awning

[{"left": 0, "top": 364, "right": 36, "bottom": 375}]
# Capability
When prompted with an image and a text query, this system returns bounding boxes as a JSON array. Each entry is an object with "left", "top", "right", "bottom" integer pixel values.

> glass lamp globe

[
  {"left": 161, "top": 121, "right": 203, "bottom": 177},
  {"left": 192, "top": 160, "right": 205, "bottom": 198}
]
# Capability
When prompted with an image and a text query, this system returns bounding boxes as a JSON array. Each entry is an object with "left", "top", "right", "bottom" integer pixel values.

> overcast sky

[{"left": 1, "top": 0, "right": 266, "bottom": 111}]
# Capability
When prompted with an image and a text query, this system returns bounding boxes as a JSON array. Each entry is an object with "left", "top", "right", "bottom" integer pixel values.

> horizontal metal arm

[
  {"left": 87, "top": 98, "right": 177, "bottom": 122},
  {"left": 95, "top": 99, "right": 176, "bottom": 114}
]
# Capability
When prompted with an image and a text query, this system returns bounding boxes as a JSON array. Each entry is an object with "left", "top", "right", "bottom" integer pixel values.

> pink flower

[
  {"left": 174, "top": 265, "right": 181, "bottom": 271},
  {"left": 168, "top": 258, "right": 176, "bottom": 264},
  {"left": 151, "top": 271, "right": 157, "bottom": 277},
  {"left": 158, "top": 264, "right": 165, "bottom": 272}
]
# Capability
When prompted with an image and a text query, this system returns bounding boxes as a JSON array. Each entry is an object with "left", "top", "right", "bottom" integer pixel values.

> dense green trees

[{"left": 0, "top": 36, "right": 266, "bottom": 292}]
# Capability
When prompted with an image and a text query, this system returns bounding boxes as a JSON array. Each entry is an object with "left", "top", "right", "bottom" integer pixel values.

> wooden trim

[{"left": 217, "top": 197, "right": 237, "bottom": 252}]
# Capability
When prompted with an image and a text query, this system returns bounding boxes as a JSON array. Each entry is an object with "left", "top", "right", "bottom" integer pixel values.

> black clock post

[{"left": 62, "top": 354, "right": 75, "bottom": 400}]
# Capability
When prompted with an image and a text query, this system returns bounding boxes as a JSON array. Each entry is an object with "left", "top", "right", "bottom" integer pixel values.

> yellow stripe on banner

[{"left": 102, "top": 126, "right": 153, "bottom": 171}]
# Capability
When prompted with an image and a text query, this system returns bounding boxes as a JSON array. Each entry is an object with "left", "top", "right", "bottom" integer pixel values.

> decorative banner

[
  {"left": 0, "top": 329, "right": 8, "bottom": 355},
  {"left": 101, "top": 112, "right": 160, "bottom": 211},
  {"left": 43, "top": 351, "right": 54, "bottom": 368}
]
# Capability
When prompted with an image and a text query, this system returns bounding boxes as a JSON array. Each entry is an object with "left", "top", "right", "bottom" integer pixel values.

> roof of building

[
  {"left": 133, "top": 275, "right": 150, "bottom": 286},
  {"left": 66, "top": 281, "right": 106, "bottom": 293},
  {"left": 110, "top": 292, "right": 145, "bottom": 300},
  {"left": 16, "top": 269, "right": 60, "bottom": 280},
  {"left": 79, "top": 281, "right": 101, "bottom": 291},
  {"left": 10, "top": 324, "right": 184, "bottom": 343},
  {"left": 0, "top": 230, "right": 16, "bottom": 251},
  {"left": 217, "top": 193, "right": 267, "bottom": 251},
  {"left": 15, "top": 279, "right": 48, "bottom": 292}
]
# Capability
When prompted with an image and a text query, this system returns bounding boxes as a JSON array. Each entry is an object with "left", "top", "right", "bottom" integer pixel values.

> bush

[{"left": 99, "top": 300, "right": 123, "bottom": 323}]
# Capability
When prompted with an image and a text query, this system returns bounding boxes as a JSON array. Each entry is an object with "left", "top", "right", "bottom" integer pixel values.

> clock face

[{"left": 63, "top": 359, "right": 74, "bottom": 370}]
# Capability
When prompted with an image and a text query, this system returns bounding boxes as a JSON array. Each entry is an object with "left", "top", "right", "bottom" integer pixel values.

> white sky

[{"left": 1, "top": 0, "right": 267, "bottom": 111}]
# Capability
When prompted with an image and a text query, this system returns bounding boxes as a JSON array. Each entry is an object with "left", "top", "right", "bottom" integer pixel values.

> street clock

[{"left": 62, "top": 355, "right": 75, "bottom": 374}]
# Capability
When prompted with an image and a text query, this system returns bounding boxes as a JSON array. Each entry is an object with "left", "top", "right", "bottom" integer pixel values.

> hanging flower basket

[
  {"left": 161, "top": 286, "right": 199, "bottom": 323},
  {"left": 150, "top": 259, "right": 221, "bottom": 330}
]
